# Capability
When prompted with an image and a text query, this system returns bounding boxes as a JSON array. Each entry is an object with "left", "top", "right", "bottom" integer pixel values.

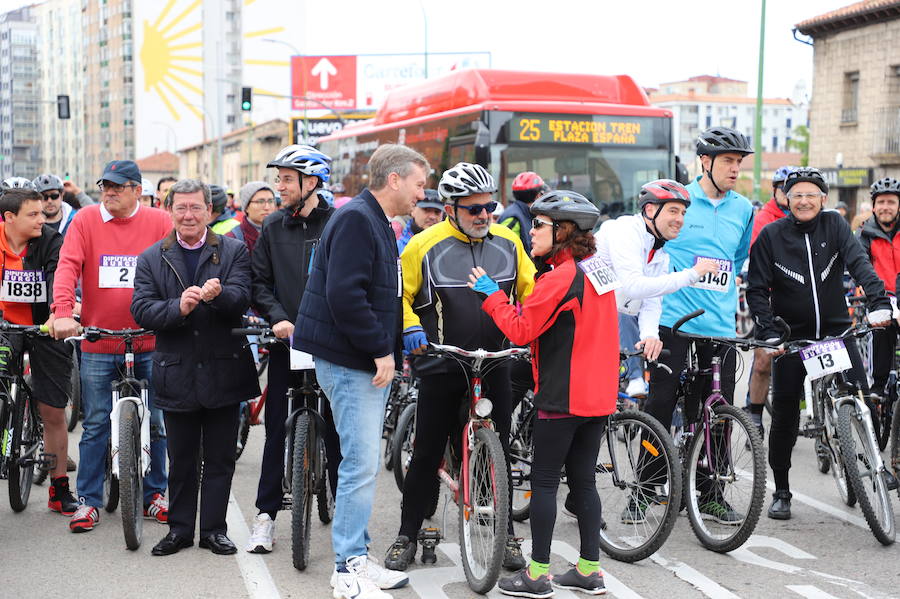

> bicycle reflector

[{"left": 474, "top": 397, "right": 493, "bottom": 418}]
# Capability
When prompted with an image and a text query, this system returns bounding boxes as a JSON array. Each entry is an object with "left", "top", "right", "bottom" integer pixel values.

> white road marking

[
  {"left": 787, "top": 585, "right": 842, "bottom": 599},
  {"left": 225, "top": 493, "right": 282, "bottom": 599},
  {"left": 763, "top": 479, "right": 870, "bottom": 529},
  {"left": 648, "top": 554, "right": 741, "bottom": 599}
]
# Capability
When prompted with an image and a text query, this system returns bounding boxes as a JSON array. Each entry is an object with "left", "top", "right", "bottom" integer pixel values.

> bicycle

[
  {"left": 383, "top": 358, "right": 418, "bottom": 472},
  {"left": 669, "top": 309, "right": 774, "bottom": 553},
  {"left": 231, "top": 325, "right": 334, "bottom": 571},
  {"left": 0, "top": 322, "right": 52, "bottom": 511},
  {"left": 235, "top": 315, "right": 271, "bottom": 461},
  {"left": 787, "top": 323, "right": 896, "bottom": 545}
]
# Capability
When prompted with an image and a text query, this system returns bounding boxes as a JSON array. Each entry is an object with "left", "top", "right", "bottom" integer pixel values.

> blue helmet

[
  {"left": 267, "top": 144, "right": 331, "bottom": 183},
  {"left": 772, "top": 166, "right": 796, "bottom": 186}
]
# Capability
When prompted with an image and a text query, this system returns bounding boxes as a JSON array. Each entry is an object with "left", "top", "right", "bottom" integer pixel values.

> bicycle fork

[
  {"left": 836, "top": 393, "right": 889, "bottom": 476},
  {"left": 109, "top": 389, "right": 151, "bottom": 477}
]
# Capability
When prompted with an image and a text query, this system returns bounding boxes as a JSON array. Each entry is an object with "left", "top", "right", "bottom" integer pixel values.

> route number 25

[{"left": 519, "top": 118, "right": 541, "bottom": 141}]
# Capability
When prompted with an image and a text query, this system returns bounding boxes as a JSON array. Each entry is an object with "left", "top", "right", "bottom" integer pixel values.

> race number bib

[
  {"left": 99, "top": 255, "right": 137, "bottom": 288},
  {"left": 0, "top": 270, "right": 46, "bottom": 303},
  {"left": 578, "top": 255, "right": 621, "bottom": 296},
  {"left": 290, "top": 348, "right": 316, "bottom": 371},
  {"left": 800, "top": 339, "right": 852, "bottom": 380},
  {"left": 616, "top": 293, "right": 642, "bottom": 316},
  {"left": 691, "top": 257, "right": 733, "bottom": 293},
  {"left": 397, "top": 258, "right": 403, "bottom": 298}
]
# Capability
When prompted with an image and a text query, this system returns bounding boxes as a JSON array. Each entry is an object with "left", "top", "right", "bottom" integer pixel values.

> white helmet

[
  {"left": 267, "top": 144, "right": 331, "bottom": 183},
  {"left": 438, "top": 162, "right": 496, "bottom": 202},
  {"left": 1, "top": 177, "right": 35, "bottom": 191}
]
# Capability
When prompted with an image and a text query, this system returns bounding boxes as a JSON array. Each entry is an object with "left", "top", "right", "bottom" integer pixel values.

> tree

[{"left": 787, "top": 125, "right": 809, "bottom": 166}]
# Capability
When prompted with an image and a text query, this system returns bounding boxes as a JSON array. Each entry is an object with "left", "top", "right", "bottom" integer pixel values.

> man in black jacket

[
  {"left": 748, "top": 168, "right": 893, "bottom": 521},
  {"left": 132, "top": 178, "right": 259, "bottom": 557},
  {"left": 247, "top": 144, "right": 340, "bottom": 554},
  {"left": 294, "top": 144, "right": 429, "bottom": 599}
]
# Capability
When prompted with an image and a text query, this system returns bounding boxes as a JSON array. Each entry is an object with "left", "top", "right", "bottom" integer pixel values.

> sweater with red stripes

[
  {"left": 51, "top": 204, "right": 171, "bottom": 354},
  {"left": 481, "top": 249, "right": 619, "bottom": 417}
]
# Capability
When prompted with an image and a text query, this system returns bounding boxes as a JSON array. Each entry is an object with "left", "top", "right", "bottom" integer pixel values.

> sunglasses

[
  {"left": 457, "top": 201, "right": 498, "bottom": 216},
  {"left": 42, "top": 193, "right": 61, "bottom": 200},
  {"left": 531, "top": 218, "right": 556, "bottom": 230}
]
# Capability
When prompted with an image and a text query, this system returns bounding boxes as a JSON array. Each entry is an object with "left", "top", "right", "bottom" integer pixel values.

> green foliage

[{"left": 787, "top": 125, "right": 810, "bottom": 167}]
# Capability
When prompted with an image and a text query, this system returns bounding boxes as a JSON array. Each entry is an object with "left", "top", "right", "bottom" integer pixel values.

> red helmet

[
  {"left": 638, "top": 179, "right": 692, "bottom": 209},
  {"left": 512, "top": 171, "right": 545, "bottom": 192}
]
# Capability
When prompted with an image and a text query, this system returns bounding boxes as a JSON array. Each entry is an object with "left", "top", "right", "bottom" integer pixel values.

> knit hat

[{"left": 240, "top": 181, "right": 275, "bottom": 211}]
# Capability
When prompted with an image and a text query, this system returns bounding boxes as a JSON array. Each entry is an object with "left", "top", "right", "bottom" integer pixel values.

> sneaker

[
  {"left": 503, "top": 537, "right": 527, "bottom": 571},
  {"left": 48, "top": 477, "right": 79, "bottom": 516},
  {"left": 332, "top": 555, "right": 393, "bottom": 599},
  {"left": 698, "top": 498, "right": 744, "bottom": 525},
  {"left": 620, "top": 496, "right": 647, "bottom": 525},
  {"left": 767, "top": 490, "right": 792, "bottom": 520},
  {"left": 66, "top": 456, "right": 77, "bottom": 472},
  {"left": 69, "top": 503, "right": 99, "bottom": 532},
  {"left": 883, "top": 468, "right": 899, "bottom": 491},
  {"left": 498, "top": 569, "right": 553, "bottom": 598},
  {"left": 383, "top": 535, "right": 416, "bottom": 571},
  {"left": 246, "top": 513, "right": 275, "bottom": 553},
  {"left": 625, "top": 377, "right": 648, "bottom": 398},
  {"left": 332, "top": 554, "right": 409, "bottom": 590},
  {"left": 552, "top": 566, "right": 607, "bottom": 595},
  {"left": 144, "top": 493, "right": 169, "bottom": 524}
]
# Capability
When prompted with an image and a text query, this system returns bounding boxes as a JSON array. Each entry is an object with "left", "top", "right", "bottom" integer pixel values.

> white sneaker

[
  {"left": 625, "top": 377, "right": 648, "bottom": 398},
  {"left": 246, "top": 513, "right": 275, "bottom": 553},
  {"left": 333, "top": 555, "right": 393, "bottom": 599},
  {"left": 330, "top": 555, "right": 409, "bottom": 590}
]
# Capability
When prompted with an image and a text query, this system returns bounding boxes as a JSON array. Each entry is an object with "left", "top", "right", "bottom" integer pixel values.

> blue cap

[
  {"left": 417, "top": 189, "right": 443, "bottom": 210},
  {"left": 97, "top": 160, "right": 142, "bottom": 186}
]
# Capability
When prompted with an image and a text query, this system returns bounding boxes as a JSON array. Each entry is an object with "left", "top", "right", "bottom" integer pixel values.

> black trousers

[
  {"left": 530, "top": 416, "right": 606, "bottom": 564},
  {"left": 398, "top": 365, "right": 513, "bottom": 539},
  {"left": 255, "top": 343, "right": 341, "bottom": 518},
  {"left": 871, "top": 323, "right": 898, "bottom": 395},
  {"left": 769, "top": 338, "right": 869, "bottom": 491},
  {"left": 164, "top": 405, "right": 239, "bottom": 538}
]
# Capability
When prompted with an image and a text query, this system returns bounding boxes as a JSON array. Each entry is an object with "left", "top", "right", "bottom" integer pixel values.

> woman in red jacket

[{"left": 469, "top": 191, "right": 618, "bottom": 598}]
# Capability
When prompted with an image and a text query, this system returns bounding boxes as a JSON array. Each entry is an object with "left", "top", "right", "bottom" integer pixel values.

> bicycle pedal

[
  {"left": 418, "top": 527, "right": 441, "bottom": 564},
  {"left": 38, "top": 452, "right": 56, "bottom": 470},
  {"left": 801, "top": 423, "right": 822, "bottom": 438}
]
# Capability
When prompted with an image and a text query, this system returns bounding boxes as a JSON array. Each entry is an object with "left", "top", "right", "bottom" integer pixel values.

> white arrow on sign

[{"left": 311, "top": 57, "right": 337, "bottom": 90}]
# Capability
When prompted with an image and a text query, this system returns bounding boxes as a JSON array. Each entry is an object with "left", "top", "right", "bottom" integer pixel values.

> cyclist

[
  {"left": 208, "top": 184, "right": 239, "bottom": 235},
  {"left": 747, "top": 167, "right": 894, "bottom": 520},
  {"left": 247, "top": 145, "right": 341, "bottom": 555},
  {"left": 383, "top": 162, "right": 536, "bottom": 572},
  {"left": 50, "top": 160, "right": 171, "bottom": 533},
  {"left": 33, "top": 174, "right": 76, "bottom": 235},
  {"left": 226, "top": 181, "right": 276, "bottom": 254},
  {"left": 2, "top": 177, "right": 35, "bottom": 192},
  {"left": 140, "top": 178, "right": 156, "bottom": 207},
  {"left": 396, "top": 189, "right": 442, "bottom": 253},
  {"left": 469, "top": 191, "right": 614, "bottom": 597},
  {"left": 499, "top": 171, "right": 548, "bottom": 254},
  {"left": 858, "top": 177, "right": 900, "bottom": 406},
  {"left": 743, "top": 166, "right": 796, "bottom": 437},
  {"left": 643, "top": 126, "right": 755, "bottom": 525},
  {"left": 156, "top": 176, "right": 177, "bottom": 208},
  {"left": 0, "top": 188, "right": 77, "bottom": 515}
]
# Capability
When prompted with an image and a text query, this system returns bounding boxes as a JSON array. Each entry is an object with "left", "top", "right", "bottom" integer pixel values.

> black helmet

[
  {"left": 32, "top": 174, "right": 64, "bottom": 193},
  {"left": 638, "top": 179, "right": 691, "bottom": 209},
  {"left": 870, "top": 177, "right": 900, "bottom": 200},
  {"left": 696, "top": 126, "right": 754, "bottom": 157},
  {"left": 209, "top": 184, "right": 228, "bottom": 213},
  {"left": 783, "top": 167, "right": 828, "bottom": 196},
  {"left": 530, "top": 190, "right": 600, "bottom": 231}
]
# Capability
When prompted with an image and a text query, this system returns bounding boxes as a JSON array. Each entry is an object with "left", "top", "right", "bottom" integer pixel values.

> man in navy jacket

[{"left": 294, "top": 144, "right": 429, "bottom": 599}]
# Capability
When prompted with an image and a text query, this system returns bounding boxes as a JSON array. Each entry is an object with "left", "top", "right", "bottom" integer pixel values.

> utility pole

[{"left": 753, "top": 0, "right": 766, "bottom": 202}]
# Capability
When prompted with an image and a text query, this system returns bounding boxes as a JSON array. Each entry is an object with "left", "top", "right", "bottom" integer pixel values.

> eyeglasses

[
  {"left": 249, "top": 198, "right": 277, "bottom": 206},
  {"left": 531, "top": 218, "right": 556, "bottom": 230},
  {"left": 98, "top": 182, "right": 136, "bottom": 193},
  {"left": 172, "top": 204, "right": 208, "bottom": 215},
  {"left": 457, "top": 201, "right": 498, "bottom": 216},
  {"left": 42, "top": 193, "right": 61, "bottom": 200},
  {"left": 788, "top": 192, "right": 825, "bottom": 201}
]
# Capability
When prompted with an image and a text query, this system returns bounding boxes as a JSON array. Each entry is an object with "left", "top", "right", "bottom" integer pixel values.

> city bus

[{"left": 317, "top": 69, "right": 674, "bottom": 216}]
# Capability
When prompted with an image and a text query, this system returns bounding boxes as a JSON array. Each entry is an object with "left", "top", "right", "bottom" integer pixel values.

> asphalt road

[{"left": 2, "top": 359, "right": 899, "bottom": 599}]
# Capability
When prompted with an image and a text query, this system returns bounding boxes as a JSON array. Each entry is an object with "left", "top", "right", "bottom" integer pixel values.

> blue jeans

[
  {"left": 619, "top": 312, "right": 641, "bottom": 380},
  {"left": 76, "top": 351, "right": 167, "bottom": 508},
  {"left": 315, "top": 357, "right": 390, "bottom": 565}
]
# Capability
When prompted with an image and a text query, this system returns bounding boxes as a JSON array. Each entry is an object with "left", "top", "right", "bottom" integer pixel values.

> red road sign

[{"left": 291, "top": 55, "right": 357, "bottom": 110}]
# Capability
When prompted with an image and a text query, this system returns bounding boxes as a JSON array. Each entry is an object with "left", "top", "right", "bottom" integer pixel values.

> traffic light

[
  {"left": 57, "top": 95, "right": 70, "bottom": 119},
  {"left": 241, "top": 87, "right": 252, "bottom": 111}
]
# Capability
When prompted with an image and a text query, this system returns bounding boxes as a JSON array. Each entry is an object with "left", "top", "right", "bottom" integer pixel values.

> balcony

[{"left": 871, "top": 106, "right": 900, "bottom": 165}]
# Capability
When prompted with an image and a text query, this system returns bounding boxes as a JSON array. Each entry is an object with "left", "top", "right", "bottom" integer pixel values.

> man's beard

[{"left": 459, "top": 219, "right": 490, "bottom": 239}]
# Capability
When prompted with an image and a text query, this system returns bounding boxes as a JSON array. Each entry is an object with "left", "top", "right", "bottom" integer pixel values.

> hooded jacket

[
  {"left": 750, "top": 198, "right": 789, "bottom": 246},
  {"left": 857, "top": 215, "right": 900, "bottom": 294}
]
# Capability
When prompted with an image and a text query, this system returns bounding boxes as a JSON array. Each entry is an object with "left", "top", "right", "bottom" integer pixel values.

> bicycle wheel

[
  {"left": 66, "top": 350, "right": 81, "bottom": 433},
  {"left": 235, "top": 401, "right": 251, "bottom": 461},
  {"left": 684, "top": 404, "right": 765, "bottom": 553},
  {"left": 837, "top": 403, "right": 896, "bottom": 545},
  {"left": 8, "top": 390, "right": 38, "bottom": 511},
  {"left": 596, "top": 410, "right": 681, "bottom": 563},
  {"left": 877, "top": 375, "right": 896, "bottom": 451},
  {"left": 316, "top": 435, "right": 334, "bottom": 524},
  {"left": 458, "top": 426, "right": 509, "bottom": 595},
  {"left": 509, "top": 402, "right": 534, "bottom": 522},
  {"left": 892, "top": 400, "right": 900, "bottom": 487},
  {"left": 103, "top": 440, "right": 119, "bottom": 512},
  {"left": 392, "top": 402, "right": 416, "bottom": 492},
  {"left": 291, "top": 413, "right": 313, "bottom": 571},
  {"left": 118, "top": 401, "right": 143, "bottom": 550}
]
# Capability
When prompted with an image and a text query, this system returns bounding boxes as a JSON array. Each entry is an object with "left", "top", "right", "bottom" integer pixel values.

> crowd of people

[{"left": 3, "top": 124, "right": 900, "bottom": 598}]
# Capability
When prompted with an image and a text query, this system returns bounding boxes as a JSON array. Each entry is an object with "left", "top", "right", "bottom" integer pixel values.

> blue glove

[
  {"left": 403, "top": 326, "right": 428, "bottom": 355},
  {"left": 472, "top": 274, "right": 500, "bottom": 298}
]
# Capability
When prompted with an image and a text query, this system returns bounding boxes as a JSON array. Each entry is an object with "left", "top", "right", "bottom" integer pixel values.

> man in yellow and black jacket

[{"left": 384, "top": 162, "right": 535, "bottom": 573}]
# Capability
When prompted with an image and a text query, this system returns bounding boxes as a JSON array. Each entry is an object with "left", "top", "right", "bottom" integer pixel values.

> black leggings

[
  {"left": 871, "top": 323, "right": 898, "bottom": 394},
  {"left": 398, "top": 365, "right": 513, "bottom": 539},
  {"left": 770, "top": 338, "right": 869, "bottom": 491},
  {"left": 530, "top": 416, "right": 607, "bottom": 564}
]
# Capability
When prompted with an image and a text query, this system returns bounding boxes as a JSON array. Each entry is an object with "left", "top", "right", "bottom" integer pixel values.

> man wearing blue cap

[{"left": 397, "top": 189, "right": 443, "bottom": 254}]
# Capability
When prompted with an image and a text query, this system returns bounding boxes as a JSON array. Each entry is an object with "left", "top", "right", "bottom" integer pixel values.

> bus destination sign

[{"left": 510, "top": 114, "right": 657, "bottom": 146}]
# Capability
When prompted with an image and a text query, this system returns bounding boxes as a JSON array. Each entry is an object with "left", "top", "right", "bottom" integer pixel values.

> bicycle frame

[
  {"left": 109, "top": 341, "right": 150, "bottom": 479},
  {"left": 283, "top": 370, "right": 328, "bottom": 499}
]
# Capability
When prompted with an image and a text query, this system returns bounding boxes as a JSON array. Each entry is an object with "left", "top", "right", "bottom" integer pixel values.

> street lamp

[
  {"left": 188, "top": 104, "right": 223, "bottom": 185},
  {"left": 262, "top": 38, "right": 310, "bottom": 139}
]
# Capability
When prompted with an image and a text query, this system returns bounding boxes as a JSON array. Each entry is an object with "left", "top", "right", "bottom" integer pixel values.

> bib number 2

[{"left": 99, "top": 255, "right": 137, "bottom": 289}]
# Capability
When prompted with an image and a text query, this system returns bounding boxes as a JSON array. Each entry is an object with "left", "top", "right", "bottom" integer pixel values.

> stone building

[{"left": 797, "top": 0, "right": 900, "bottom": 216}]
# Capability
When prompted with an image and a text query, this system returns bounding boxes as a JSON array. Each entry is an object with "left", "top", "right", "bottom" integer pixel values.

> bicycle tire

[
  {"left": 509, "top": 403, "right": 535, "bottom": 522},
  {"left": 316, "top": 436, "right": 334, "bottom": 524},
  {"left": 837, "top": 403, "right": 896, "bottom": 545},
  {"left": 877, "top": 375, "right": 896, "bottom": 451},
  {"left": 597, "top": 409, "right": 681, "bottom": 563},
  {"left": 392, "top": 402, "right": 417, "bottom": 493},
  {"left": 104, "top": 440, "right": 119, "bottom": 512},
  {"left": 66, "top": 350, "right": 81, "bottom": 433},
  {"left": 118, "top": 401, "right": 143, "bottom": 550},
  {"left": 892, "top": 399, "right": 900, "bottom": 490},
  {"left": 291, "top": 412, "right": 313, "bottom": 571},
  {"left": 685, "top": 404, "right": 765, "bottom": 553},
  {"left": 459, "top": 426, "right": 509, "bottom": 595},
  {"left": 8, "top": 390, "right": 36, "bottom": 511},
  {"left": 235, "top": 402, "right": 251, "bottom": 461}
]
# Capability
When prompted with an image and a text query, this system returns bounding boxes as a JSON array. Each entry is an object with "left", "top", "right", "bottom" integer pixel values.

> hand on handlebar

[
  {"left": 636, "top": 337, "right": 663, "bottom": 362},
  {"left": 866, "top": 309, "right": 892, "bottom": 328},
  {"left": 51, "top": 316, "right": 79, "bottom": 340},
  {"left": 402, "top": 326, "right": 428, "bottom": 355},
  {"left": 272, "top": 320, "right": 294, "bottom": 339}
]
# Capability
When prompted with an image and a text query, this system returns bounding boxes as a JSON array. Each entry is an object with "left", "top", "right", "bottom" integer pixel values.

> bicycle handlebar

[
  {"left": 425, "top": 343, "right": 530, "bottom": 360},
  {"left": 65, "top": 327, "right": 152, "bottom": 344},
  {"left": 782, "top": 323, "right": 882, "bottom": 355},
  {"left": 619, "top": 348, "right": 671, "bottom": 374},
  {"left": 0, "top": 322, "right": 49, "bottom": 335},
  {"left": 672, "top": 309, "right": 790, "bottom": 348}
]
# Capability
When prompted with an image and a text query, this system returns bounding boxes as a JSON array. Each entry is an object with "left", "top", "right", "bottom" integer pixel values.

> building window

[
  {"left": 772, "top": 136, "right": 778, "bottom": 150},
  {"left": 705, "top": 115, "right": 711, "bottom": 127},
  {"left": 786, "top": 117, "right": 792, "bottom": 130},
  {"left": 842, "top": 71, "right": 859, "bottom": 123}
]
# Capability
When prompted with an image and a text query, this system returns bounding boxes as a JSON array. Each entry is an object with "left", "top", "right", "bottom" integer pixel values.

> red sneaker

[
  {"left": 48, "top": 478, "right": 79, "bottom": 516},
  {"left": 144, "top": 493, "right": 169, "bottom": 523},
  {"left": 69, "top": 504, "right": 99, "bottom": 532}
]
